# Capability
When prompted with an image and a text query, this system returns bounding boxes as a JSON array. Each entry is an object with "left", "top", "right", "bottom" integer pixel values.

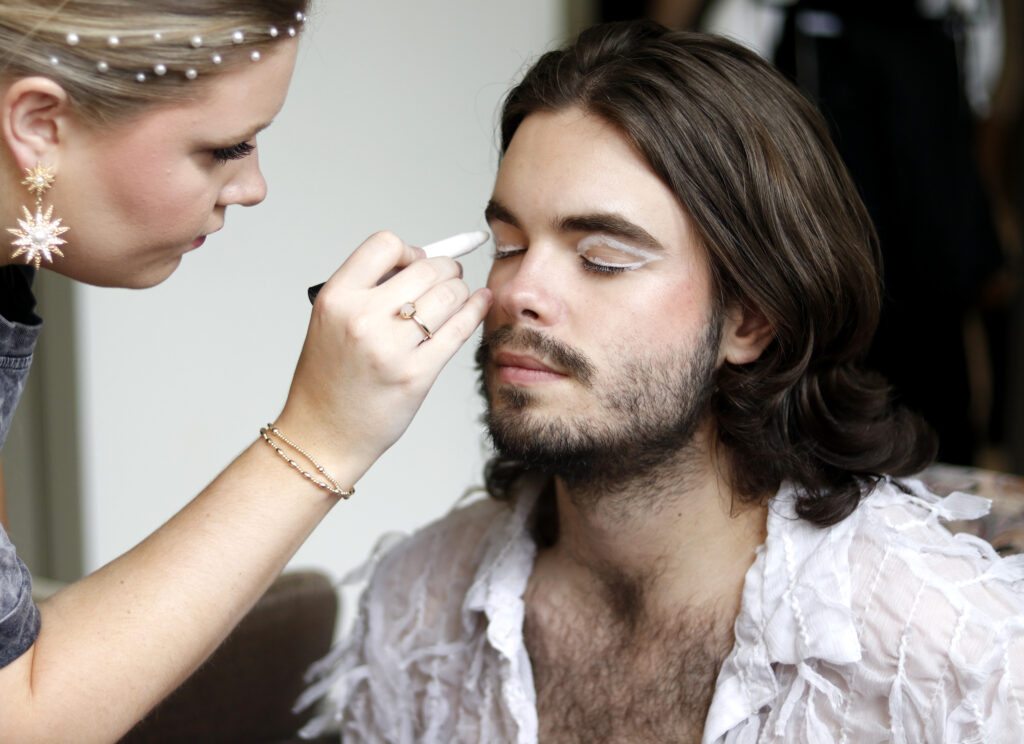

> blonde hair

[{"left": 0, "top": 0, "right": 310, "bottom": 124}]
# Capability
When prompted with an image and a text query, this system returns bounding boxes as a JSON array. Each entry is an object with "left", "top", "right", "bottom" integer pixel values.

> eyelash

[
  {"left": 492, "top": 245, "right": 628, "bottom": 275},
  {"left": 212, "top": 141, "right": 256, "bottom": 163},
  {"left": 583, "top": 260, "right": 628, "bottom": 275}
]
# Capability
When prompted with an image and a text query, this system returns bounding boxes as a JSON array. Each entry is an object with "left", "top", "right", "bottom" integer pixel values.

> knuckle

[
  {"left": 403, "top": 260, "right": 434, "bottom": 283},
  {"left": 312, "top": 287, "right": 347, "bottom": 322},
  {"left": 437, "top": 256, "right": 461, "bottom": 279},
  {"left": 366, "top": 347, "right": 392, "bottom": 374},
  {"left": 395, "top": 368, "right": 419, "bottom": 388},
  {"left": 345, "top": 312, "right": 374, "bottom": 341},
  {"left": 366, "top": 230, "right": 404, "bottom": 252},
  {"left": 434, "top": 282, "right": 460, "bottom": 309}
]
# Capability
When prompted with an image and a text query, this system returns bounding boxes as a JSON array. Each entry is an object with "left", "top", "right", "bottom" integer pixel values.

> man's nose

[{"left": 492, "top": 245, "right": 567, "bottom": 326}]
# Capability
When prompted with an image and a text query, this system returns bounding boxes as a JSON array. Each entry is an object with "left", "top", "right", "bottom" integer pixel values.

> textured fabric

[
  {"left": 0, "top": 264, "right": 43, "bottom": 668},
  {"left": 0, "top": 526, "right": 40, "bottom": 668},
  {"left": 300, "top": 477, "right": 1024, "bottom": 743}
]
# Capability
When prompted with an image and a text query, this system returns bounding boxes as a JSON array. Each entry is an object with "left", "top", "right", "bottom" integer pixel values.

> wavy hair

[{"left": 484, "top": 20, "right": 936, "bottom": 527}]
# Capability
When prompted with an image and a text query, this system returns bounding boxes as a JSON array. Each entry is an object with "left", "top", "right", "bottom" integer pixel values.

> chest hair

[{"left": 524, "top": 587, "right": 734, "bottom": 744}]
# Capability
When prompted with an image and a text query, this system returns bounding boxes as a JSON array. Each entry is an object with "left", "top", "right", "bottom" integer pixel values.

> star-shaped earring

[
  {"left": 21, "top": 163, "right": 56, "bottom": 198},
  {"left": 7, "top": 162, "right": 69, "bottom": 268},
  {"left": 8, "top": 205, "right": 69, "bottom": 268}
]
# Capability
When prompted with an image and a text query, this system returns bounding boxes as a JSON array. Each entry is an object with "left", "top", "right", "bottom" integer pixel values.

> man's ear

[
  {"left": 2, "top": 77, "right": 72, "bottom": 171},
  {"left": 720, "top": 304, "right": 774, "bottom": 366}
]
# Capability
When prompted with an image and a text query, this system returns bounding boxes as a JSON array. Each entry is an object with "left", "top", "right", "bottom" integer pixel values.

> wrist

[
  {"left": 258, "top": 423, "right": 355, "bottom": 499},
  {"left": 266, "top": 409, "right": 374, "bottom": 495}
]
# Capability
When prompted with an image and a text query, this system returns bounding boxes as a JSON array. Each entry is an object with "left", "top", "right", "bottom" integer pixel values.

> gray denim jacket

[{"left": 0, "top": 265, "right": 42, "bottom": 668}]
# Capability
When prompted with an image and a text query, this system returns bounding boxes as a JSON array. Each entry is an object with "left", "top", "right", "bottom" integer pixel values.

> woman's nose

[{"left": 218, "top": 155, "right": 267, "bottom": 207}]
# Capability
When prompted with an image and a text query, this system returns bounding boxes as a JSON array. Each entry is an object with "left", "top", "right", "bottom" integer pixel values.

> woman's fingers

[
  {"left": 318, "top": 231, "right": 423, "bottom": 293},
  {"left": 279, "top": 230, "right": 493, "bottom": 480},
  {"left": 412, "top": 287, "right": 493, "bottom": 363},
  {"left": 393, "top": 276, "right": 470, "bottom": 343}
]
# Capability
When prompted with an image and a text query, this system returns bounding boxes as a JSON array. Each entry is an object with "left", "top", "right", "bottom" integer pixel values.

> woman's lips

[{"left": 191, "top": 235, "right": 206, "bottom": 249}]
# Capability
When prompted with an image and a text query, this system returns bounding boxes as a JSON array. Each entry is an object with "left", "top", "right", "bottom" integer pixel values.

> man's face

[{"left": 478, "top": 107, "right": 724, "bottom": 486}]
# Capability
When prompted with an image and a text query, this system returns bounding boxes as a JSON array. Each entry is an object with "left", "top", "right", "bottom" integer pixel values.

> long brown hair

[{"left": 486, "top": 20, "right": 936, "bottom": 527}]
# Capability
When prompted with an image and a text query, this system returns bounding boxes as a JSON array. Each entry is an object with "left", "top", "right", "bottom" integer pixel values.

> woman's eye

[{"left": 212, "top": 141, "right": 256, "bottom": 163}]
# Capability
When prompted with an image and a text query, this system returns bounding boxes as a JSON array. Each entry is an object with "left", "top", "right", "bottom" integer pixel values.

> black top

[{"left": 0, "top": 266, "right": 41, "bottom": 327}]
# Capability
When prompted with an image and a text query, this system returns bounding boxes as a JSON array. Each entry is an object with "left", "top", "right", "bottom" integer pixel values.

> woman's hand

[{"left": 275, "top": 230, "right": 492, "bottom": 486}]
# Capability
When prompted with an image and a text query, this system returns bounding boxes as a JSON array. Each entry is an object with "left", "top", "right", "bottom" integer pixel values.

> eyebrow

[
  {"left": 222, "top": 120, "right": 274, "bottom": 145},
  {"left": 484, "top": 198, "right": 663, "bottom": 253},
  {"left": 484, "top": 199, "right": 520, "bottom": 229}
]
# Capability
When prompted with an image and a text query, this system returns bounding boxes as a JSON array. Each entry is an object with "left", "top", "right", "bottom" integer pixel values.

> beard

[{"left": 476, "top": 313, "right": 722, "bottom": 499}]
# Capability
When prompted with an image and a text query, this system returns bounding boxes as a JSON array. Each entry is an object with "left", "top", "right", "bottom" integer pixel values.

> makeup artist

[{"left": 0, "top": 2, "right": 491, "bottom": 741}]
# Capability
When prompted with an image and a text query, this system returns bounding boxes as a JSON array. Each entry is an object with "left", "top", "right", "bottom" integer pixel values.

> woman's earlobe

[
  {"left": 2, "top": 77, "right": 71, "bottom": 170},
  {"left": 721, "top": 306, "right": 774, "bottom": 366}
]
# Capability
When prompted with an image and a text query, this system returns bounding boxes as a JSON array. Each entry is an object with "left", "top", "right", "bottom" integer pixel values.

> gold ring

[{"left": 399, "top": 301, "right": 432, "bottom": 340}]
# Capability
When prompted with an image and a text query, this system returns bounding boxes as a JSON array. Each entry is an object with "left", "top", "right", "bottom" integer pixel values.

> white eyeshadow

[
  {"left": 495, "top": 243, "right": 526, "bottom": 256},
  {"left": 576, "top": 234, "right": 662, "bottom": 270}
]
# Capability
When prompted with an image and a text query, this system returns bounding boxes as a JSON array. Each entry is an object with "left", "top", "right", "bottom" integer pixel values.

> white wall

[{"left": 74, "top": 2, "right": 564, "bottom": 584}]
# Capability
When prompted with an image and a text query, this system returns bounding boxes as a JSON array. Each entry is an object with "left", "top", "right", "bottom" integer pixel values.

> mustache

[{"left": 476, "top": 326, "right": 595, "bottom": 385}]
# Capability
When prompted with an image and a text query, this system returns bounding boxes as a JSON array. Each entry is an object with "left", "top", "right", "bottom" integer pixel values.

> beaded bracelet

[{"left": 259, "top": 424, "right": 354, "bottom": 498}]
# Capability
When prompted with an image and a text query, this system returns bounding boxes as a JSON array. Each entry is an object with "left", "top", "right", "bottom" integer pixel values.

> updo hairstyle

[{"left": 0, "top": 0, "right": 310, "bottom": 124}]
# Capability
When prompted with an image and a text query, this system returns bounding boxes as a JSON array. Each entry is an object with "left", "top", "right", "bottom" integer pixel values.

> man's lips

[{"left": 493, "top": 350, "right": 567, "bottom": 384}]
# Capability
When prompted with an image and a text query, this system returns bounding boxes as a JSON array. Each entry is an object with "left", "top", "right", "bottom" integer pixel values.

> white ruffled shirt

[{"left": 299, "top": 477, "right": 1024, "bottom": 743}]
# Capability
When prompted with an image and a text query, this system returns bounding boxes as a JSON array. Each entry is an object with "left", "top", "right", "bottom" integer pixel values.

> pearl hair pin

[{"left": 51, "top": 12, "right": 305, "bottom": 82}]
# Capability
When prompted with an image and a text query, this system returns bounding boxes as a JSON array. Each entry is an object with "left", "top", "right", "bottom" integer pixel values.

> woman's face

[{"left": 50, "top": 39, "right": 299, "bottom": 288}]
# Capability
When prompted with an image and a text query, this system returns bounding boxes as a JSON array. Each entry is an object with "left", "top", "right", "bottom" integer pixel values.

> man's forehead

[{"left": 492, "top": 109, "right": 675, "bottom": 210}]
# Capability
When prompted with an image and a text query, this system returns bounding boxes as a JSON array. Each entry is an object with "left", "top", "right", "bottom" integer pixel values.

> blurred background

[
  {"left": 603, "top": 0, "right": 1024, "bottom": 476},
  {"left": 4, "top": 0, "right": 1021, "bottom": 603}
]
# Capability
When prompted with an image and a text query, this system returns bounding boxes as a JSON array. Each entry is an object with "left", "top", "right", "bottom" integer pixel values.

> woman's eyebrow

[{"left": 220, "top": 120, "right": 274, "bottom": 144}]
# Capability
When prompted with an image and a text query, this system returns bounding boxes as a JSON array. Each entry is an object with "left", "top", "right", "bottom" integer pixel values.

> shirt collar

[
  {"left": 703, "top": 482, "right": 865, "bottom": 741},
  {"left": 462, "top": 473, "right": 543, "bottom": 655}
]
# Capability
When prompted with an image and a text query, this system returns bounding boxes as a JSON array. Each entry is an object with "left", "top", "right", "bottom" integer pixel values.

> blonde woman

[{"left": 0, "top": 2, "right": 492, "bottom": 740}]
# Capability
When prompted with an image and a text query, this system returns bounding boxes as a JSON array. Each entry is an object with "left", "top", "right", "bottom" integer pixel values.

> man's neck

[{"left": 542, "top": 433, "right": 767, "bottom": 622}]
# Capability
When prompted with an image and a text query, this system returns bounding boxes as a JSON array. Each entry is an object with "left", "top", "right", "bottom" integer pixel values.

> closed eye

[
  {"left": 577, "top": 234, "right": 661, "bottom": 274},
  {"left": 493, "top": 242, "right": 526, "bottom": 259},
  {"left": 581, "top": 258, "right": 629, "bottom": 275},
  {"left": 212, "top": 141, "right": 256, "bottom": 163}
]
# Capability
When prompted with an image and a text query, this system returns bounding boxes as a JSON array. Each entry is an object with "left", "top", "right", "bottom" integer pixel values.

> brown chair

[{"left": 119, "top": 570, "right": 339, "bottom": 744}]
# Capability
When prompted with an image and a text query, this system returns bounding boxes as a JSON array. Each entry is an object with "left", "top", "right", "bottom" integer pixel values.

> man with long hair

[{"left": 303, "top": 21, "right": 1024, "bottom": 742}]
